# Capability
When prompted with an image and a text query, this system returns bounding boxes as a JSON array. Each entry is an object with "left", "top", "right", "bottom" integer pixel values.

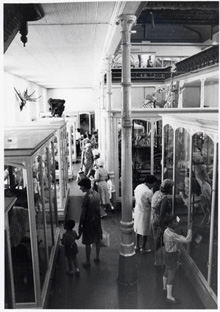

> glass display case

[
  {"left": 4, "top": 129, "right": 60, "bottom": 308},
  {"left": 114, "top": 112, "right": 162, "bottom": 200},
  {"left": 131, "top": 119, "right": 162, "bottom": 189},
  {"left": 65, "top": 115, "right": 78, "bottom": 179},
  {"left": 5, "top": 120, "right": 69, "bottom": 220},
  {"left": 161, "top": 113, "right": 218, "bottom": 308},
  {"left": 79, "top": 112, "right": 95, "bottom": 134}
]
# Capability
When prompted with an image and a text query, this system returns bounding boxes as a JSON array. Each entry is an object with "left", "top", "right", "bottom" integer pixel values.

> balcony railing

[
  {"left": 108, "top": 67, "right": 172, "bottom": 83},
  {"left": 108, "top": 45, "right": 219, "bottom": 83},
  {"left": 174, "top": 45, "right": 219, "bottom": 76}
]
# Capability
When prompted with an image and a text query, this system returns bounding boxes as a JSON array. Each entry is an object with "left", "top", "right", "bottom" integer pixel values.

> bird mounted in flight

[{"left": 14, "top": 88, "right": 41, "bottom": 111}]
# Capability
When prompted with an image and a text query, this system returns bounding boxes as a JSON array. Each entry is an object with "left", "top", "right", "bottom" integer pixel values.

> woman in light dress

[{"left": 94, "top": 159, "right": 110, "bottom": 217}]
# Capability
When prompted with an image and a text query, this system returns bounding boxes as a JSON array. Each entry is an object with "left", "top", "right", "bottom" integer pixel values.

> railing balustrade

[{"left": 108, "top": 45, "right": 219, "bottom": 82}]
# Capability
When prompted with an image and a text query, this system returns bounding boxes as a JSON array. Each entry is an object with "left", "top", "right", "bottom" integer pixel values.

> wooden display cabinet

[{"left": 4, "top": 129, "right": 60, "bottom": 308}]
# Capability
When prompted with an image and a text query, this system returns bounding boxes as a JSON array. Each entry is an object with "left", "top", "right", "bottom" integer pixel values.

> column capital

[
  {"left": 105, "top": 54, "right": 114, "bottom": 64},
  {"left": 116, "top": 14, "right": 136, "bottom": 31}
]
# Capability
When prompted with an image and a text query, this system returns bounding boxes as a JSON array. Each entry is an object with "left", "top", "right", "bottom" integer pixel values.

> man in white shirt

[{"left": 133, "top": 175, "right": 158, "bottom": 254}]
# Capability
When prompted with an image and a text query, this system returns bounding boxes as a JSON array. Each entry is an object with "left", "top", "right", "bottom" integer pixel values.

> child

[
  {"left": 88, "top": 169, "right": 97, "bottom": 191},
  {"left": 106, "top": 174, "right": 114, "bottom": 210},
  {"left": 163, "top": 215, "right": 192, "bottom": 304},
  {"left": 61, "top": 219, "right": 80, "bottom": 277},
  {"left": 76, "top": 170, "right": 85, "bottom": 183}
]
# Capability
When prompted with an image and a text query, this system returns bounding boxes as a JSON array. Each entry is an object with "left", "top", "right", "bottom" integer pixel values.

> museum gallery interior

[{"left": 3, "top": 1, "right": 219, "bottom": 309}]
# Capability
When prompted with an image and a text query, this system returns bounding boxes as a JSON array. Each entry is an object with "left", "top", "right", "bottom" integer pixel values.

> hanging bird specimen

[{"left": 14, "top": 87, "right": 41, "bottom": 111}]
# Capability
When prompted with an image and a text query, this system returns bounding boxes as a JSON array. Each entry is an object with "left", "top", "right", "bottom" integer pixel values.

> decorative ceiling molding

[{"left": 4, "top": 4, "right": 44, "bottom": 53}]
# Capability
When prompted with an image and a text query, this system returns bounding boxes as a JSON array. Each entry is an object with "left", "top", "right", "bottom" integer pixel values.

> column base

[{"left": 118, "top": 253, "right": 138, "bottom": 285}]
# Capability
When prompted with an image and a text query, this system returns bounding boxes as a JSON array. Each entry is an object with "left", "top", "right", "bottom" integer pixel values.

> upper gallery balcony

[{"left": 107, "top": 46, "right": 219, "bottom": 83}]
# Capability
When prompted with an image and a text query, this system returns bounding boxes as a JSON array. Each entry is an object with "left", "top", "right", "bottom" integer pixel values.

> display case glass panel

[
  {"left": 49, "top": 141, "right": 58, "bottom": 232},
  {"left": 59, "top": 128, "right": 68, "bottom": 200},
  {"left": 211, "top": 144, "right": 218, "bottom": 293},
  {"left": 163, "top": 124, "right": 174, "bottom": 180},
  {"left": 34, "top": 152, "right": 48, "bottom": 287},
  {"left": 5, "top": 165, "right": 35, "bottom": 303},
  {"left": 67, "top": 124, "right": 73, "bottom": 177},
  {"left": 63, "top": 128, "right": 68, "bottom": 194},
  {"left": 45, "top": 145, "right": 56, "bottom": 250},
  {"left": 132, "top": 119, "right": 162, "bottom": 189},
  {"left": 174, "top": 128, "right": 190, "bottom": 226},
  {"left": 132, "top": 119, "right": 151, "bottom": 190},
  {"left": 154, "top": 120, "right": 162, "bottom": 177},
  {"left": 190, "top": 132, "right": 214, "bottom": 284},
  {"left": 117, "top": 118, "right": 162, "bottom": 198}
]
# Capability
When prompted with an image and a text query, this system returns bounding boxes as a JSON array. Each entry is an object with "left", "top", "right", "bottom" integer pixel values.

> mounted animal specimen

[
  {"left": 14, "top": 87, "right": 41, "bottom": 111},
  {"left": 48, "top": 98, "right": 65, "bottom": 117}
]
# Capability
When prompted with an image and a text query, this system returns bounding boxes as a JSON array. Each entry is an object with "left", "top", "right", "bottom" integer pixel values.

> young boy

[
  {"left": 163, "top": 215, "right": 192, "bottom": 304},
  {"left": 61, "top": 219, "right": 80, "bottom": 277}
]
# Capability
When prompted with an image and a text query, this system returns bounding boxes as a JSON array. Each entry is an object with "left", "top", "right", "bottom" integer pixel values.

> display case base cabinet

[
  {"left": 57, "top": 188, "right": 70, "bottom": 221},
  {"left": 14, "top": 231, "right": 60, "bottom": 309},
  {"left": 180, "top": 247, "right": 217, "bottom": 309},
  {"left": 42, "top": 233, "right": 61, "bottom": 308}
]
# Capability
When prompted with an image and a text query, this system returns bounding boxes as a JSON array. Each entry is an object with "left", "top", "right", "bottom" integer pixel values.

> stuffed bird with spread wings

[{"left": 14, "top": 88, "right": 41, "bottom": 111}]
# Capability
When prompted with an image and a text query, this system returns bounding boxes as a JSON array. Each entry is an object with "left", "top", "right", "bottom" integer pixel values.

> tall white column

[
  {"left": 106, "top": 55, "right": 115, "bottom": 189},
  {"left": 99, "top": 73, "right": 105, "bottom": 156},
  {"left": 116, "top": 14, "right": 137, "bottom": 285},
  {"left": 200, "top": 78, "right": 205, "bottom": 108},
  {"left": 178, "top": 80, "right": 185, "bottom": 108},
  {"left": 150, "top": 121, "right": 154, "bottom": 175}
]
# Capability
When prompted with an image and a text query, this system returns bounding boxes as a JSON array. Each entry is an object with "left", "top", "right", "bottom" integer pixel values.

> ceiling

[{"left": 4, "top": 1, "right": 219, "bottom": 90}]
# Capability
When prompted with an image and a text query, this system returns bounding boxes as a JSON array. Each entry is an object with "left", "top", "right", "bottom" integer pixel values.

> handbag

[{"left": 100, "top": 230, "right": 110, "bottom": 247}]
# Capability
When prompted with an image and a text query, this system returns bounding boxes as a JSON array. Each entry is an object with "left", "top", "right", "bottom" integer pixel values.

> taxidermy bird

[{"left": 14, "top": 88, "right": 41, "bottom": 111}]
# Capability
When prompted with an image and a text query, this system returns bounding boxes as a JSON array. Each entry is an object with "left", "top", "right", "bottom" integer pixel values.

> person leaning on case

[{"left": 163, "top": 215, "right": 192, "bottom": 304}]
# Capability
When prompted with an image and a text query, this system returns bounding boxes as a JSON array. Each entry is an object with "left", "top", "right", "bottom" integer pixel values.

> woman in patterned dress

[
  {"left": 80, "top": 143, "right": 94, "bottom": 177},
  {"left": 151, "top": 179, "right": 174, "bottom": 265}
]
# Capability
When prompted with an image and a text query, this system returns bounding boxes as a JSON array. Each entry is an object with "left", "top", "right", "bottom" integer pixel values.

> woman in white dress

[
  {"left": 134, "top": 175, "right": 158, "bottom": 253},
  {"left": 94, "top": 159, "right": 110, "bottom": 217}
]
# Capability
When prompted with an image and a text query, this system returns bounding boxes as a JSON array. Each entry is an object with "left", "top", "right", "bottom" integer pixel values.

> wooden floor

[{"left": 47, "top": 162, "right": 205, "bottom": 309}]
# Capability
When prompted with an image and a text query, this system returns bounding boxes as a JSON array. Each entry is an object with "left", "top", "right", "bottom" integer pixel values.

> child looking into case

[
  {"left": 163, "top": 215, "right": 192, "bottom": 304},
  {"left": 61, "top": 219, "right": 80, "bottom": 277}
]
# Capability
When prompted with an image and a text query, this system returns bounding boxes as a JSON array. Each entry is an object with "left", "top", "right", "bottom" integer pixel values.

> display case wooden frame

[{"left": 4, "top": 128, "right": 60, "bottom": 308}]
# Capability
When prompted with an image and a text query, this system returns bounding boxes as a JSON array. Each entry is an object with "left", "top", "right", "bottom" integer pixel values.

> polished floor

[{"left": 48, "top": 162, "right": 205, "bottom": 309}]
